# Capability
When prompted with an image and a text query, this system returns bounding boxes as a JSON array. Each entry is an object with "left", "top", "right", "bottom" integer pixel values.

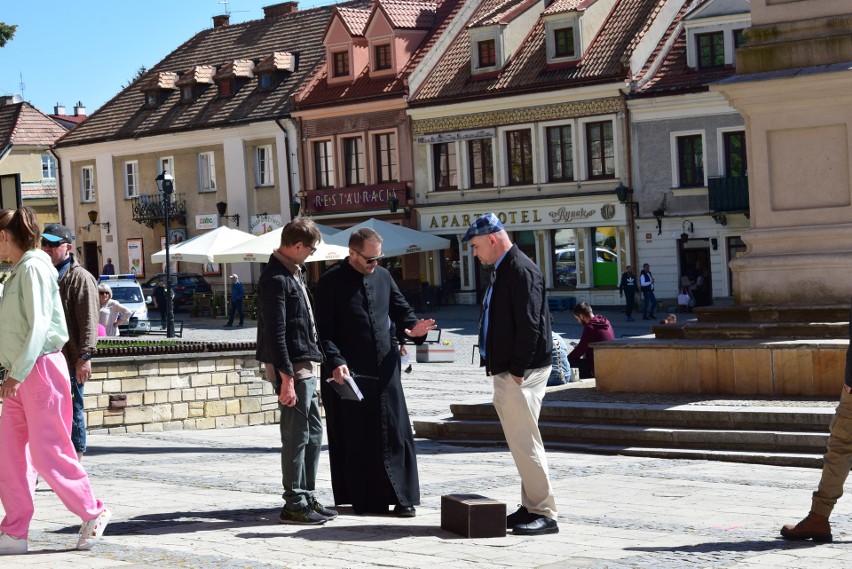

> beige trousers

[
  {"left": 492, "top": 365, "right": 557, "bottom": 520},
  {"left": 812, "top": 387, "right": 852, "bottom": 517}
]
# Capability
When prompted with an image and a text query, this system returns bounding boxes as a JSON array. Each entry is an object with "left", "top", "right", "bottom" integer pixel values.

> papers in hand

[{"left": 326, "top": 375, "right": 364, "bottom": 401}]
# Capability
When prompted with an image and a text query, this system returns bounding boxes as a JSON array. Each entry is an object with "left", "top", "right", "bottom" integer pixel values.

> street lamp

[{"left": 156, "top": 170, "right": 176, "bottom": 338}]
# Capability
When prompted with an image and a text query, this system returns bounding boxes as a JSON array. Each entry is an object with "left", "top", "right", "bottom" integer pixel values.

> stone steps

[{"left": 412, "top": 401, "right": 833, "bottom": 468}]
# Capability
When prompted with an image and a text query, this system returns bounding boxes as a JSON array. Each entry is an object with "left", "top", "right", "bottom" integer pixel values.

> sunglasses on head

[
  {"left": 41, "top": 239, "right": 66, "bottom": 248},
  {"left": 354, "top": 250, "right": 384, "bottom": 264}
]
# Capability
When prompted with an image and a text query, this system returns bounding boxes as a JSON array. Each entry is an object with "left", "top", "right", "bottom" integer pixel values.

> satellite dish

[{"left": 11, "top": 94, "right": 22, "bottom": 104}]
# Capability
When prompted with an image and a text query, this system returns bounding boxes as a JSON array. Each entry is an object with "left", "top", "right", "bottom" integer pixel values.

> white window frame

[
  {"left": 716, "top": 126, "right": 746, "bottom": 178},
  {"left": 341, "top": 135, "right": 366, "bottom": 186},
  {"left": 538, "top": 119, "right": 577, "bottom": 184},
  {"left": 684, "top": 17, "right": 751, "bottom": 70},
  {"left": 497, "top": 123, "right": 537, "bottom": 187},
  {"left": 372, "top": 130, "right": 399, "bottom": 184},
  {"left": 430, "top": 141, "right": 460, "bottom": 191},
  {"left": 41, "top": 154, "right": 56, "bottom": 179},
  {"left": 464, "top": 136, "right": 496, "bottom": 190},
  {"left": 255, "top": 145, "right": 274, "bottom": 187},
  {"left": 469, "top": 27, "right": 502, "bottom": 75},
  {"left": 544, "top": 15, "right": 581, "bottom": 64},
  {"left": 577, "top": 115, "right": 619, "bottom": 181},
  {"left": 198, "top": 151, "right": 217, "bottom": 193},
  {"left": 80, "top": 166, "right": 95, "bottom": 203},
  {"left": 670, "top": 129, "right": 707, "bottom": 189},
  {"left": 158, "top": 156, "right": 176, "bottom": 193},
  {"left": 124, "top": 160, "right": 139, "bottom": 199}
]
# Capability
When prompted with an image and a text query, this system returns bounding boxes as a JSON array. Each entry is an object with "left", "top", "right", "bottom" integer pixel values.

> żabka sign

[{"left": 306, "top": 183, "right": 408, "bottom": 214}]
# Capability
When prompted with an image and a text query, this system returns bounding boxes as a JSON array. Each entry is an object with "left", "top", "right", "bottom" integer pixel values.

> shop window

[
  {"left": 506, "top": 129, "right": 533, "bottom": 185},
  {"left": 433, "top": 143, "right": 457, "bottom": 190},
  {"left": 677, "top": 134, "right": 704, "bottom": 187},
  {"left": 592, "top": 226, "right": 618, "bottom": 286},
  {"left": 552, "top": 228, "right": 578, "bottom": 289},
  {"left": 546, "top": 125, "right": 573, "bottom": 182},
  {"left": 585, "top": 121, "right": 615, "bottom": 179},
  {"left": 723, "top": 131, "right": 747, "bottom": 178},
  {"left": 467, "top": 138, "right": 493, "bottom": 188}
]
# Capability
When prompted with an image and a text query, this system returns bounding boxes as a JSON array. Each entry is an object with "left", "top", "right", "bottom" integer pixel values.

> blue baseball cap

[{"left": 462, "top": 213, "right": 504, "bottom": 243}]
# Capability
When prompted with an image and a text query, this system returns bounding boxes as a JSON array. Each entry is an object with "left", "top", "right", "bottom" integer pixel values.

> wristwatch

[{"left": 79, "top": 352, "right": 92, "bottom": 362}]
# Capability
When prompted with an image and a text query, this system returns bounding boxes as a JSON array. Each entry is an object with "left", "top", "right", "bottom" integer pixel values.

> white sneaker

[
  {"left": 0, "top": 532, "right": 28, "bottom": 555},
  {"left": 76, "top": 509, "right": 111, "bottom": 550}
]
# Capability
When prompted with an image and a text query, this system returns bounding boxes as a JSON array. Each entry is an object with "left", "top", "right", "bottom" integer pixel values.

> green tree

[
  {"left": 122, "top": 65, "right": 148, "bottom": 89},
  {"left": 0, "top": 22, "right": 17, "bottom": 47}
]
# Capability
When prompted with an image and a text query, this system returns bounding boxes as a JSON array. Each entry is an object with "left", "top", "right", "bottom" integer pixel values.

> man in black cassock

[{"left": 316, "top": 228, "right": 436, "bottom": 517}]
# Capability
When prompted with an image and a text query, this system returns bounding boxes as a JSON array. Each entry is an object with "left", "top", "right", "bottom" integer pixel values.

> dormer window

[
  {"left": 477, "top": 40, "right": 496, "bottom": 68},
  {"left": 554, "top": 28, "right": 575, "bottom": 58},
  {"left": 218, "top": 79, "right": 234, "bottom": 97},
  {"left": 332, "top": 51, "right": 350, "bottom": 77},
  {"left": 138, "top": 71, "right": 177, "bottom": 109},
  {"left": 181, "top": 86, "right": 194, "bottom": 103},
  {"left": 145, "top": 91, "right": 160, "bottom": 108},
  {"left": 259, "top": 73, "right": 274, "bottom": 89},
  {"left": 696, "top": 32, "right": 724, "bottom": 69},
  {"left": 374, "top": 44, "right": 392, "bottom": 71}
]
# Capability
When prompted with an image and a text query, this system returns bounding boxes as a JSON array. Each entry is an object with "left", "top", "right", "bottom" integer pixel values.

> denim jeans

[
  {"left": 642, "top": 291, "right": 657, "bottom": 318},
  {"left": 70, "top": 372, "right": 86, "bottom": 454},
  {"left": 227, "top": 299, "right": 244, "bottom": 326},
  {"left": 279, "top": 377, "right": 323, "bottom": 511}
]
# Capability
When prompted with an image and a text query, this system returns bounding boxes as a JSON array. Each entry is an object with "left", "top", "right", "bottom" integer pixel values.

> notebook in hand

[{"left": 325, "top": 375, "right": 364, "bottom": 401}]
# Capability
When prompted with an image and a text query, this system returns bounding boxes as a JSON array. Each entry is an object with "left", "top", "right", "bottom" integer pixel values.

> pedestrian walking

[{"left": 640, "top": 263, "right": 656, "bottom": 320}]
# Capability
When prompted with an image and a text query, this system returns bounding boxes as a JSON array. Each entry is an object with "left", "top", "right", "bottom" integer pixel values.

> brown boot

[{"left": 780, "top": 512, "right": 832, "bottom": 542}]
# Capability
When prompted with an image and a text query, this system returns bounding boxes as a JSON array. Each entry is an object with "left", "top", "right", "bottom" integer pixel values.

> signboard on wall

[{"left": 196, "top": 214, "right": 218, "bottom": 230}]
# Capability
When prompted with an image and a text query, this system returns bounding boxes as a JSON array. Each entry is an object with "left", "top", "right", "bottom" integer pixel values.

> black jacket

[
  {"left": 255, "top": 254, "right": 322, "bottom": 376},
  {"left": 481, "top": 245, "right": 552, "bottom": 377}
]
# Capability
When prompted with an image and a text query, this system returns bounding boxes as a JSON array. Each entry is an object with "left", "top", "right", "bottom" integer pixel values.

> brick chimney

[
  {"left": 263, "top": 2, "right": 298, "bottom": 19},
  {"left": 213, "top": 14, "right": 230, "bottom": 28}
]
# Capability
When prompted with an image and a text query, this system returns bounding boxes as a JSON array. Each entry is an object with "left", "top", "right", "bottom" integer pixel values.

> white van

[{"left": 99, "top": 275, "right": 152, "bottom": 335}]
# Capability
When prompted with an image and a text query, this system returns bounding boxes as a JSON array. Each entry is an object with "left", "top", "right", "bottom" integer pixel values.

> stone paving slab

[{"left": 4, "top": 424, "right": 852, "bottom": 569}]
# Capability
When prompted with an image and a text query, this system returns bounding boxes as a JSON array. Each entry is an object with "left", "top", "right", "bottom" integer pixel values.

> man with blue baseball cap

[{"left": 463, "top": 213, "right": 558, "bottom": 536}]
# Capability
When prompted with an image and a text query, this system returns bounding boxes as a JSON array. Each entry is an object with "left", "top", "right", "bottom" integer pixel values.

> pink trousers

[{"left": 0, "top": 352, "right": 104, "bottom": 539}]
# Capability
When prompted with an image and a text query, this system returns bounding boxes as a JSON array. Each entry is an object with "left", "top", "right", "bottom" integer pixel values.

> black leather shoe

[
  {"left": 393, "top": 505, "right": 416, "bottom": 518},
  {"left": 506, "top": 506, "right": 531, "bottom": 529},
  {"left": 512, "top": 515, "right": 558, "bottom": 535}
]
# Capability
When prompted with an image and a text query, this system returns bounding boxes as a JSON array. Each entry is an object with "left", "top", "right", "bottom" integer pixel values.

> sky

[{"left": 1, "top": 0, "right": 334, "bottom": 116}]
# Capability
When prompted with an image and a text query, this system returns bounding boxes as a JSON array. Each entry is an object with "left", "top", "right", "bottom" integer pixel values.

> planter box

[{"left": 416, "top": 345, "right": 455, "bottom": 363}]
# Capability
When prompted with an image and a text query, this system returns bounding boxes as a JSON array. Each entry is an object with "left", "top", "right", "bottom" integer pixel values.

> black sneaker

[
  {"left": 310, "top": 497, "right": 338, "bottom": 519},
  {"left": 506, "top": 505, "right": 531, "bottom": 529},
  {"left": 279, "top": 505, "right": 328, "bottom": 525}
]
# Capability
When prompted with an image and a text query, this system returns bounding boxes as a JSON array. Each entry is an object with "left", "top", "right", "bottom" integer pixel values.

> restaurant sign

[{"left": 305, "top": 183, "right": 409, "bottom": 214}]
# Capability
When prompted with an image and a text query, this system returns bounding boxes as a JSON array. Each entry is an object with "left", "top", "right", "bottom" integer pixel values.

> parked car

[
  {"left": 141, "top": 273, "right": 213, "bottom": 308},
  {"left": 99, "top": 275, "right": 152, "bottom": 335}
]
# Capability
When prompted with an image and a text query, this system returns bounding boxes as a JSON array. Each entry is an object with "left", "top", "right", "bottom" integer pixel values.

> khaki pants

[
  {"left": 492, "top": 365, "right": 557, "bottom": 520},
  {"left": 812, "top": 387, "right": 852, "bottom": 517}
]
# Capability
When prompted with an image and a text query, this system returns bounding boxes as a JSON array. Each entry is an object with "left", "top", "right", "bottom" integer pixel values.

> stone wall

[{"left": 83, "top": 350, "right": 279, "bottom": 434}]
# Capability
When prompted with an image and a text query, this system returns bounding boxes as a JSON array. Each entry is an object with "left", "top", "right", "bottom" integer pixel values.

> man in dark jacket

[
  {"left": 256, "top": 218, "right": 337, "bottom": 526},
  {"left": 464, "top": 213, "right": 558, "bottom": 536},
  {"left": 41, "top": 223, "right": 98, "bottom": 461},
  {"left": 316, "top": 228, "right": 435, "bottom": 518},
  {"left": 568, "top": 301, "right": 615, "bottom": 379},
  {"left": 618, "top": 265, "right": 637, "bottom": 321}
]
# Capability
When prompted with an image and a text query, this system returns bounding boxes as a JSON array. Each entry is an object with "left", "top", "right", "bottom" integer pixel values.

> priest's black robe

[{"left": 316, "top": 259, "right": 423, "bottom": 512}]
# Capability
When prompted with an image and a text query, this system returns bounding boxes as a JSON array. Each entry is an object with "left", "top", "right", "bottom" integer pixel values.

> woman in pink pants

[{"left": 0, "top": 207, "right": 111, "bottom": 555}]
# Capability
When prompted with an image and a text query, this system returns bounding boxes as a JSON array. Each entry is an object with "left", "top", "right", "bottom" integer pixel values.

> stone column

[{"left": 712, "top": 2, "right": 852, "bottom": 304}]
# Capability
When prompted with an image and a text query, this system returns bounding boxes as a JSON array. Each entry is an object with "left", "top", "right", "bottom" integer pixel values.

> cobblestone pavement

[{"left": 8, "top": 303, "right": 846, "bottom": 567}]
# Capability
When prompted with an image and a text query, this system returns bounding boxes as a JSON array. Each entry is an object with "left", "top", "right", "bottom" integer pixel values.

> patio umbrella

[
  {"left": 213, "top": 223, "right": 347, "bottom": 264},
  {"left": 150, "top": 226, "right": 256, "bottom": 313},
  {"left": 324, "top": 218, "right": 450, "bottom": 257}
]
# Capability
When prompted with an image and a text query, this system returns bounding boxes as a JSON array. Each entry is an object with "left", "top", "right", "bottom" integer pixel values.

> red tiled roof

[
  {"left": 22, "top": 183, "right": 58, "bottom": 199},
  {"left": 378, "top": 1, "right": 438, "bottom": 28},
  {"left": 337, "top": 6, "right": 372, "bottom": 36},
  {"left": 57, "top": 3, "right": 360, "bottom": 148},
  {"left": 633, "top": 0, "right": 737, "bottom": 96},
  {"left": 213, "top": 60, "right": 256, "bottom": 81},
  {"left": 0, "top": 102, "right": 68, "bottom": 148},
  {"left": 470, "top": 0, "right": 533, "bottom": 28},
  {"left": 296, "top": 0, "right": 463, "bottom": 108},
  {"left": 543, "top": 0, "right": 598, "bottom": 16},
  {"left": 410, "top": 0, "right": 668, "bottom": 105}
]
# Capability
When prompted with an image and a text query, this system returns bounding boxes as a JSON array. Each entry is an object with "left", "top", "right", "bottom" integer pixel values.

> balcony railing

[
  {"left": 131, "top": 193, "right": 188, "bottom": 228},
  {"left": 708, "top": 176, "right": 749, "bottom": 213}
]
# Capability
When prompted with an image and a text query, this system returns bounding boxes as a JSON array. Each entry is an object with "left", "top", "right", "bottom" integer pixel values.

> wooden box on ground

[{"left": 441, "top": 494, "right": 506, "bottom": 538}]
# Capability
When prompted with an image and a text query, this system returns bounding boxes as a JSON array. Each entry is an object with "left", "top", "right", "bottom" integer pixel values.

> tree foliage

[
  {"left": 0, "top": 22, "right": 17, "bottom": 47},
  {"left": 122, "top": 65, "right": 148, "bottom": 89}
]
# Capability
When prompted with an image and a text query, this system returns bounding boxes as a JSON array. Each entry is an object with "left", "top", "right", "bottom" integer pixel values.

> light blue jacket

[{"left": 0, "top": 249, "right": 68, "bottom": 381}]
